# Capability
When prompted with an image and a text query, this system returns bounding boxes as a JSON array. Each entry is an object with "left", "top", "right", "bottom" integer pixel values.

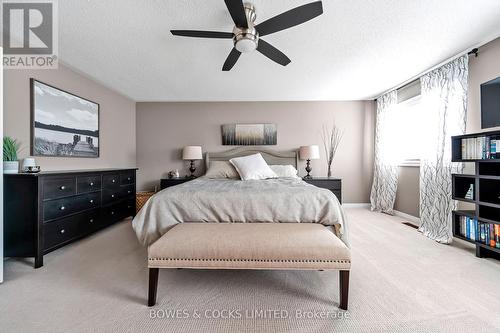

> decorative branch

[{"left": 321, "top": 122, "right": 343, "bottom": 177}]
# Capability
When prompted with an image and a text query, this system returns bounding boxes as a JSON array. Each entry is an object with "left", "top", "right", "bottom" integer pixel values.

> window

[{"left": 384, "top": 93, "right": 424, "bottom": 167}]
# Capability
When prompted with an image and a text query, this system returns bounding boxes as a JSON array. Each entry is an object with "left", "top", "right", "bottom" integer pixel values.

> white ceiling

[{"left": 59, "top": 0, "right": 500, "bottom": 101}]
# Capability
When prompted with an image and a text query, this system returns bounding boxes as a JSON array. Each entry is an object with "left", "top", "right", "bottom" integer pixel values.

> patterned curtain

[
  {"left": 419, "top": 55, "right": 468, "bottom": 244},
  {"left": 370, "top": 91, "right": 399, "bottom": 214}
]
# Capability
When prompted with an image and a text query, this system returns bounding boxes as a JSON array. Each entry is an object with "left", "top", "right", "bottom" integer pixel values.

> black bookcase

[{"left": 451, "top": 130, "right": 500, "bottom": 259}]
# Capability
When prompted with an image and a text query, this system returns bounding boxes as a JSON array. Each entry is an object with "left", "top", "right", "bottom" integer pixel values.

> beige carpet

[{"left": 1, "top": 207, "right": 499, "bottom": 333}]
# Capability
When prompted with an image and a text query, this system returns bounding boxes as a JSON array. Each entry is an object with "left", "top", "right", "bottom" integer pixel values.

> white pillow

[
  {"left": 270, "top": 165, "right": 299, "bottom": 178},
  {"left": 229, "top": 153, "right": 277, "bottom": 180},
  {"left": 204, "top": 161, "right": 240, "bottom": 179}
]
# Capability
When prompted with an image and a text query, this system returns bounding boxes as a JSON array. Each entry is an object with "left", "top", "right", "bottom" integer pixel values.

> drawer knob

[
  {"left": 60, "top": 229, "right": 65, "bottom": 234},
  {"left": 111, "top": 211, "right": 115, "bottom": 215},
  {"left": 112, "top": 179, "right": 116, "bottom": 183},
  {"left": 127, "top": 190, "right": 131, "bottom": 194},
  {"left": 127, "top": 205, "right": 132, "bottom": 209},
  {"left": 127, "top": 177, "right": 131, "bottom": 181},
  {"left": 60, "top": 206, "right": 66, "bottom": 211},
  {"left": 111, "top": 194, "right": 115, "bottom": 198},
  {"left": 90, "top": 182, "right": 94, "bottom": 186},
  {"left": 90, "top": 199, "right": 94, "bottom": 203},
  {"left": 89, "top": 219, "right": 94, "bottom": 223},
  {"left": 60, "top": 186, "right": 66, "bottom": 190}
]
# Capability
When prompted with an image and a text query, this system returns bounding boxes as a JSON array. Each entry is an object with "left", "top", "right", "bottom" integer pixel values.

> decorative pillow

[
  {"left": 270, "top": 165, "right": 300, "bottom": 178},
  {"left": 204, "top": 161, "right": 240, "bottom": 179},
  {"left": 229, "top": 153, "right": 277, "bottom": 180}
]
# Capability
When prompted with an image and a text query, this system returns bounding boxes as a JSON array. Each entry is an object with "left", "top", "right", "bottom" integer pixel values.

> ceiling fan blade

[
  {"left": 222, "top": 48, "right": 241, "bottom": 71},
  {"left": 171, "top": 30, "right": 233, "bottom": 39},
  {"left": 224, "top": 0, "right": 248, "bottom": 29},
  {"left": 255, "top": 1, "right": 323, "bottom": 37},
  {"left": 256, "top": 39, "right": 291, "bottom": 66}
]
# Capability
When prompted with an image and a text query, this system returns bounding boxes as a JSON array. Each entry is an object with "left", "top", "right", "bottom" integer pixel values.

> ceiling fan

[{"left": 171, "top": 1, "right": 323, "bottom": 71}]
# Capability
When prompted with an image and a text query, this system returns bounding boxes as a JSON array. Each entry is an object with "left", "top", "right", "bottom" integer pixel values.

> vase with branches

[{"left": 321, "top": 122, "right": 343, "bottom": 178}]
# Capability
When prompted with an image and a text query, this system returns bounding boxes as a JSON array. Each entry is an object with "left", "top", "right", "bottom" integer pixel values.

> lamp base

[
  {"left": 187, "top": 160, "right": 197, "bottom": 179},
  {"left": 303, "top": 159, "right": 313, "bottom": 179}
]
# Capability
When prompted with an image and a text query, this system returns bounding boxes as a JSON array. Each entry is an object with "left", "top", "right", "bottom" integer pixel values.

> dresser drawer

[
  {"left": 43, "top": 209, "right": 100, "bottom": 250},
  {"left": 120, "top": 171, "right": 135, "bottom": 185},
  {"left": 101, "top": 199, "right": 135, "bottom": 224},
  {"left": 120, "top": 184, "right": 135, "bottom": 198},
  {"left": 103, "top": 174, "right": 120, "bottom": 189},
  {"left": 77, "top": 175, "right": 102, "bottom": 194},
  {"left": 102, "top": 189, "right": 121, "bottom": 205},
  {"left": 308, "top": 180, "right": 341, "bottom": 190},
  {"left": 43, "top": 192, "right": 101, "bottom": 221},
  {"left": 43, "top": 177, "right": 76, "bottom": 200}
]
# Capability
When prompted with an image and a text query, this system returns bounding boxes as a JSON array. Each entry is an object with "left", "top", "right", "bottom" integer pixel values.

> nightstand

[
  {"left": 160, "top": 178, "right": 192, "bottom": 190},
  {"left": 303, "top": 178, "right": 342, "bottom": 203}
]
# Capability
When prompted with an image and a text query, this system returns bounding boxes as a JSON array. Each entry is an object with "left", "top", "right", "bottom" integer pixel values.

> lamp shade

[
  {"left": 299, "top": 145, "right": 320, "bottom": 160},
  {"left": 182, "top": 146, "right": 202, "bottom": 160}
]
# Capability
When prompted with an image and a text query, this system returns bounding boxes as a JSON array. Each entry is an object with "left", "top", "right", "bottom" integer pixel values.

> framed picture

[
  {"left": 221, "top": 123, "right": 277, "bottom": 145},
  {"left": 30, "top": 79, "right": 100, "bottom": 158}
]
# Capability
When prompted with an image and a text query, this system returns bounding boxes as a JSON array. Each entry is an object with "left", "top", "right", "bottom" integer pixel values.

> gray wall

[
  {"left": 3, "top": 63, "right": 136, "bottom": 170},
  {"left": 136, "top": 101, "right": 375, "bottom": 203},
  {"left": 394, "top": 37, "right": 500, "bottom": 217}
]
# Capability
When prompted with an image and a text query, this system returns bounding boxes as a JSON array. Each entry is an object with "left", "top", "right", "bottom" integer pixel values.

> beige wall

[
  {"left": 394, "top": 167, "right": 420, "bottom": 217},
  {"left": 136, "top": 101, "right": 375, "bottom": 203},
  {"left": 3, "top": 63, "right": 136, "bottom": 170},
  {"left": 394, "top": 37, "right": 500, "bottom": 217}
]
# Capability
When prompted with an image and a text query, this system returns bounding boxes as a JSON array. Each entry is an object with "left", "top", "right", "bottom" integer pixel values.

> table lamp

[
  {"left": 182, "top": 146, "right": 203, "bottom": 179},
  {"left": 299, "top": 145, "right": 320, "bottom": 179}
]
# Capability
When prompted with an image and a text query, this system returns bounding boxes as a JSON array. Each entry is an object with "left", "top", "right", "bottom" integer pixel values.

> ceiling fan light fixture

[
  {"left": 233, "top": 24, "right": 259, "bottom": 53},
  {"left": 235, "top": 38, "right": 257, "bottom": 53}
]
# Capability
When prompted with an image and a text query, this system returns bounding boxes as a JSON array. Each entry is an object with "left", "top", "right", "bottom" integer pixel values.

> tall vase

[{"left": 327, "top": 165, "right": 332, "bottom": 178}]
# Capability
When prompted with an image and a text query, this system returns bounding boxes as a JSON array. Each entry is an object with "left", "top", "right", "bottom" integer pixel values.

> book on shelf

[
  {"left": 456, "top": 215, "right": 499, "bottom": 248},
  {"left": 461, "top": 135, "right": 499, "bottom": 160},
  {"left": 464, "top": 184, "right": 474, "bottom": 200}
]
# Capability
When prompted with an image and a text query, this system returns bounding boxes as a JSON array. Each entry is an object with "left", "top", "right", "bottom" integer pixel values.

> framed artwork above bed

[
  {"left": 30, "top": 79, "right": 100, "bottom": 158},
  {"left": 221, "top": 123, "right": 277, "bottom": 145}
]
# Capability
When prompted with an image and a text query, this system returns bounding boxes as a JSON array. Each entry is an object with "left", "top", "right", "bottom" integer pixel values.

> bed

[
  {"left": 132, "top": 147, "right": 348, "bottom": 247},
  {"left": 133, "top": 147, "right": 351, "bottom": 309}
]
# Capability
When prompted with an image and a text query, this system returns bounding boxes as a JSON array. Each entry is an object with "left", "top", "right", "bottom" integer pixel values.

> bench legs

[
  {"left": 147, "top": 268, "right": 350, "bottom": 310},
  {"left": 148, "top": 268, "right": 159, "bottom": 307},
  {"left": 339, "top": 270, "right": 350, "bottom": 310}
]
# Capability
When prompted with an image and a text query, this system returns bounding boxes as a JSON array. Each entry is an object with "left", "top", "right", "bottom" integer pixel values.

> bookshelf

[{"left": 451, "top": 129, "right": 500, "bottom": 259}]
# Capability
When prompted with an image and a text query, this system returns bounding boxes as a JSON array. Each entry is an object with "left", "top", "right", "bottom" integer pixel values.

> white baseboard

[
  {"left": 394, "top": 210, "right": 420, "bottom": 226},
  {"left": 343, "top": 203, "right": 370, "bottom": 208}
]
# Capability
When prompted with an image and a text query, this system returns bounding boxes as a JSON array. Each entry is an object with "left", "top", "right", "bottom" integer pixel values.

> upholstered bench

[{"left": 147, "top": 223, "right": 351, "bottom": 310}]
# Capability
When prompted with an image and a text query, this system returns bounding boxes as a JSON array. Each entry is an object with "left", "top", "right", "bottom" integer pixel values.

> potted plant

[{"left": 3, "top": 137, "right": 21, "bottom": 174}]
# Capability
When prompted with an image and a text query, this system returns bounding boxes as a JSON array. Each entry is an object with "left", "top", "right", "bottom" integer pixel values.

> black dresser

[
  {"left": 4, "top": 168, "right": 137, "bottom": 268},
  {"left": 304, "top": 178, "right": 342, "bottom": 203}
]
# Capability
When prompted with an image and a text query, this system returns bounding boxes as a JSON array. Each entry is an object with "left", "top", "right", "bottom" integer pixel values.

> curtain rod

[{"left": 375, "top": 43, "right": 484, "bottom": 100}]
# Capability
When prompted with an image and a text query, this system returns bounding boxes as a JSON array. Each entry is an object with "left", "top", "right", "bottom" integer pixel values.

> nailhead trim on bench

[{"left": 148, "top": 258, "right": 351, "bottom": 264}]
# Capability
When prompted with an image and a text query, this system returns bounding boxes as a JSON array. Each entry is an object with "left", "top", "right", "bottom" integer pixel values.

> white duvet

[{"left": 132, "top": 177, "right": 348, "bottom": 247}]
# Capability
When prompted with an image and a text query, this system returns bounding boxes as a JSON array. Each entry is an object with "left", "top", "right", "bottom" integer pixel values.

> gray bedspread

[{"left": 132, "top": 177, "right": 348, "bottom": 246}]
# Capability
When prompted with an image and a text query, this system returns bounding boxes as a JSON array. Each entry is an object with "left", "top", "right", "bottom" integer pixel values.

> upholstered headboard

[{"left": 205, "top": 147, "right": 298, "bottom": 169}]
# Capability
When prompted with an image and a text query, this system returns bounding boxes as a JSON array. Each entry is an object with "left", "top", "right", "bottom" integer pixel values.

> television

[{"left": 481, "top": 76, "right": 500, "bottom": 129}]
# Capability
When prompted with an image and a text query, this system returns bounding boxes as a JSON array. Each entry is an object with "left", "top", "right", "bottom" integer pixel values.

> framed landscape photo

[{"left": 31, "top": 79, "right": 100, "bottom": 158}]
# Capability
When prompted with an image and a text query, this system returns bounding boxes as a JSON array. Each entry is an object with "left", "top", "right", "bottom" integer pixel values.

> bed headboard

[{"left": 205, "top": 147, "right": 298, "bottom": 169}]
